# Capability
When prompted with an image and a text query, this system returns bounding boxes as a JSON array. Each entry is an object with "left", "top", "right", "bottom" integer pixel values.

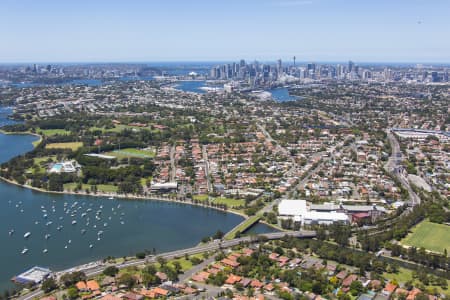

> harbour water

[
  {"left": 173, "top": 81, "right": 207, "bottom": 94},
  {"left": 269, "top": 87, "right": 298, "bottom": 102}
]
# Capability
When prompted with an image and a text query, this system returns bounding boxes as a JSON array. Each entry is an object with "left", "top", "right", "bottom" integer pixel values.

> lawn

[
  {"left": 90, "top": 124, "right": 150, "bottom": 133},
  {"left": 193, "top": 194, "right": 209, "bottom": 202},
  {"left": 212, "top": 197, "right": 245, "bottom": 208},
  {"left": 163, "top": 253, "right": 204, "bottom": 271},
  {"left": 104, "top": 147, "right": 155, "bottom": 159},
  {"left": 38, "top": 128, "right": 71, "bottom": 136},
  {"left": 64, "top": 183, "right": 118, "bottom": 193},
  {"left": 28, "top": 156, "right": 56, "bottom": 173},
  {"left": 401, "top": 220, "right": 450, "bottom": 254},
  {"left": 45, "top": 142, "right": 83, "bottom": 151},
  {"left": 192, "top": 195, "right": 245, "bottom": 208}
]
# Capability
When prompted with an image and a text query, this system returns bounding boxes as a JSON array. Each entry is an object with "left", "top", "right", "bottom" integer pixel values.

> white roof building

[
  {"left": 278, "top": 199, "right": 349, "bottom": 225},
  {"left": 278, "top": 199, "right": 307, "bottom": 217}
]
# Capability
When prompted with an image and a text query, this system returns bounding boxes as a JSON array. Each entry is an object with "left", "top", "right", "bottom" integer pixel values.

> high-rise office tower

[{"left": 348, "top": 60, "right": 354, "bottom": 73}]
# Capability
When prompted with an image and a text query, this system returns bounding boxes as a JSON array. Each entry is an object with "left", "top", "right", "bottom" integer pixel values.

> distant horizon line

[{"left": 0, "top": 60, "right": 449, "bottom": 66}]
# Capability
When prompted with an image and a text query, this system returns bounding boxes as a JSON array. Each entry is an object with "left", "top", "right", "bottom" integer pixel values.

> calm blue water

[
  {"left": 0, "top": 107, "right": 19, "bottom": 127},
  {"left": 8, "top": 79, "right": 103, "bottom": 88},
  {"left": 0, "top": 109, "right": 245, "bottom": 291},
  {"left": 7, "top": 77, "right": 157, "bottom": 88},
  {"left": 243, "top": 222, "right": 278, "bottom": 235},
  {"left": 174, "top": 81, "right": 207, "bottom": 94},
  {"left": 269, "top": 87, "right": 298, "bottom": 102}
]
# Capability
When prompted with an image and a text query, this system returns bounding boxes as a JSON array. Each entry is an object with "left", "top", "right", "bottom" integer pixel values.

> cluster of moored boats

[{"left": 8, "top": 197, "right": 126, "bottom": 255}]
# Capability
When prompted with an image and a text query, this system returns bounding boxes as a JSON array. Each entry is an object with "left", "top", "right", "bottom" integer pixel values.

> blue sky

[{"left": 1, "top": 0, "right": 449, "bottom": 63}]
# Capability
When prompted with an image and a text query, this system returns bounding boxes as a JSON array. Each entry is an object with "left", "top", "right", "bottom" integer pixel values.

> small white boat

[
  {"left": 43, "top": 249, "right": 48, "bottom": 253},
  {"left": 89, "top": 244, "right": 93, "bottom": 248},
  {"left": 9, "top": 229, "right": 14, "bottom": 236},
  {"left": 81, "top": 229, "right": 87, "bottom": 235},
  {"left": 64, "top": 245, "right": 68, "bottom": 249},
  {"left": 21, "top": 248, "right": 28, "bottom": 255},
  {"left": 24, "top": 232, "right": 31, "bottom": 239},
  {"left": 103, "top": 223, "right": 108, "bottom": 227},
  {"left": 43, "top": 214, "right": 48, "bottom": 219},
  {"left": 108, "top": 197, "right": 114, "bottom": 200},
  {"left": 120, "top": 221, "right": 125, "bottom": 225},
  {"left": 68, "top": 239, "right": 71, "bottom": 244},
  {"left": 45, "top": 234, "right": 51, "bottom": 240},
  {"left": 72, "top": 220, "right": 77, "bottom": 225}
]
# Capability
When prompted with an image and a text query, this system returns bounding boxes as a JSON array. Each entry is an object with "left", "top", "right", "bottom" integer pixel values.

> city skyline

[{"left": 1, "top": 0, "right": 450, "bottom": 63}]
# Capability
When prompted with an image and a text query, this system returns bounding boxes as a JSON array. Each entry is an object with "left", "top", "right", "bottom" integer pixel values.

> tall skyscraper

[
  {"left": 277, "top": 59, "right": 282, "bottom": 77},
  {"left": 348, "top": 60, "right": 354, "bottom": 73}
]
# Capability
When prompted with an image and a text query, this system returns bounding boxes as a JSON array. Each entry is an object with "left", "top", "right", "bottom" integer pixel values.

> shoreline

[
  {"left": 0, "top": 129, "right": 43, "bottom": 147},
  {"left": 0, "top": 175, "right": 248, "bottom": 219}
]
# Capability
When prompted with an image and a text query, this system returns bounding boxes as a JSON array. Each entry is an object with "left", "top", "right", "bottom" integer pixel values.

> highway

[
  {"left": 384, "top": 130, "right": 421, "bottom": 206},
  {"left": 18, "top": 231, "right": 315, "bottom": 300}
]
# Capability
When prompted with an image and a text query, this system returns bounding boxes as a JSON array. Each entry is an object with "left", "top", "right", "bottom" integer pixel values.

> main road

[
  {"left": 384, "top": 130, "right": 420, "bottom": 206},
  {"left": 18, "top": 231, "right": 316, "bottom": 300}
]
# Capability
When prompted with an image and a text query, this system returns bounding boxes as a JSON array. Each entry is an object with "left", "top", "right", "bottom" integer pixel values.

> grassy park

[
  {"left": 63, "top": 183, "right": 118, "bottom": 193},
  {"left": 213, "top": 197, "right": 245, "bottom": 207},
  {"left": 401, "top": 220, "right": 450, "bottom": 254},
  {"left": 193, "top": 195, "right": 245, "bottom": 208},
  {"left": 38, "top": 128, "right": 71, "bottom": 136},
  {"left": 104, "top": 147, "right": 155, "bottom": 159},
  {"left": 45, "top": 142, "right": 83, "bottom": 151}
]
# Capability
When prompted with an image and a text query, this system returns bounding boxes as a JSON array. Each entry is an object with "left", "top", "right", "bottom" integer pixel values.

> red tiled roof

[
  {"left": 384, "top": 282, "right": 398, "bottom": 293},
  {"left": 86, "top": 280, "right": 100, "bottom": 291},
  {"left": 76, "top": 281, "right": 87, "bottom": 290}
]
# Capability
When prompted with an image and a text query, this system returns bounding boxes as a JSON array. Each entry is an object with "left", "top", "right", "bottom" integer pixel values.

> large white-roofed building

[{"left": 278, "top": 199, "right": 349, "bottom": 225}]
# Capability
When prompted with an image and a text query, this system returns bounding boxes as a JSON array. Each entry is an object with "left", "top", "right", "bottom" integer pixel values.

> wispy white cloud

[{"left": 271, "top": 0, "right": 314, "bottom": 7}]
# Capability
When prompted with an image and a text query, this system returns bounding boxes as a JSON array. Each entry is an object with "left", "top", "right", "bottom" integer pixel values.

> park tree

[
  {"left": 103, "top": 266, "right": 119, "bottom": 277},
  {"left": 41, "top": 278, "right": 58, "bottom": 293},
  {"left": 117, "top": 273, "right": 136, "bottom": 289},
  {"left": 66, "top": 287, "right": 78, "bottom": 300}
]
